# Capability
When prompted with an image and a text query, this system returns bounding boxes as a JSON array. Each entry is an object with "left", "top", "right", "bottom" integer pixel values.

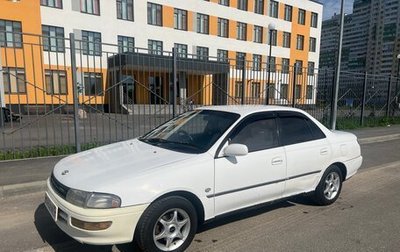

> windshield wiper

[{"left": 140, "top": 138, "right": 204, "bottom": 152}]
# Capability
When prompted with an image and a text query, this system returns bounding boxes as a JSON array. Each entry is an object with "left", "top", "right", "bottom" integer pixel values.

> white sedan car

[{"left": 45, "top": 106, "right": 362, "bottom": 252}]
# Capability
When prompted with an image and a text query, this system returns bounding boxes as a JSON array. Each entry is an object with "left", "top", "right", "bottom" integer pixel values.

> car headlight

[{"left": 66, "top": 188, "right": 121, "bottom": 209}]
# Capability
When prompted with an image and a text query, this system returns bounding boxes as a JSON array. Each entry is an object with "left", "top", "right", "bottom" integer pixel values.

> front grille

[{"left": 50, "top": 173, "right": 70, "bottom": 199}]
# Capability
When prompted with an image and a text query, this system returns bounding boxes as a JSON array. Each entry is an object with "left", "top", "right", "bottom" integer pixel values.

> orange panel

[
  {"left": 209, "top": 16, "right": 218, "bottom": 36},
  {"left": 229, "top": 20, "right": 237, "bottom": 39},
  {"left": 279, "top": 2, "right": 285, "bottom": 20},
  {"left": 163, "top": 6, "right": 174, "bottom": 28},
  {"left": 187, "top": 11, "right": 194, "bottom": 32},
  {"left": 247, "top": 24, "right": 253, "bottom": 42},
  {"left": 248, "top": 0, "right": 254, "bottom": 12}
]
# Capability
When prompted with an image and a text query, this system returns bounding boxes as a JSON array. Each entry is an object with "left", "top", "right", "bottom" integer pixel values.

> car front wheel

[
  {"left": 135, "top": 196, "right": 198, "bottom": 252},
  {"left": 312, "top": 165, "right": 343, "bottom": 205}
]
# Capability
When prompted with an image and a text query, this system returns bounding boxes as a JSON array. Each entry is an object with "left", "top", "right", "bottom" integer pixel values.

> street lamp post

[{"left": 266, "top": 23, "right": 276, "bottom": 105}]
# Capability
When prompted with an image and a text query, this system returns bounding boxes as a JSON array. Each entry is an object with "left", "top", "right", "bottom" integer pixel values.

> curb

[
  {"left": 0, "top": 180, "right": 47, "bottom": 198},
  {"left": 358, "top": 133, "right": 400, "bottom": 145},
  {"left": 1, "top": 133, "right": 400, "bottom": 199}
]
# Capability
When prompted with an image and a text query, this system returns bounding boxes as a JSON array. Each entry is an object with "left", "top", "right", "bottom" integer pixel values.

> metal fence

[{"left": 1, "top": 32, "right": 399, "bottom": 160}]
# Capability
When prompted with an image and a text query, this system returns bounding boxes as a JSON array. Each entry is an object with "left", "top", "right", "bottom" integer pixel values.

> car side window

[
  {"left": 230, "top": 116, "right": 279, "bottom": 152},
  {"left": 279, "top": 116, "right": 317, "bottom": 145},
  {"left": 306, "top": 119, "right": 326, "bottom": 139}
]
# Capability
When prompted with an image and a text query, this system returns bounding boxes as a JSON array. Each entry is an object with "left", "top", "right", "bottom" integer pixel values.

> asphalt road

[{"left": 0, "top": 140, "right": 400, "bottom": 252}]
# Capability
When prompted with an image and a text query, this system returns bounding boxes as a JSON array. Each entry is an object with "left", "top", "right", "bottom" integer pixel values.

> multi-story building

[
  {"left": 0, "top": 0, "right": 322, "bottom": 111},
  {"left": 320, "top": 0, "right": 400, "bottom": 75}
]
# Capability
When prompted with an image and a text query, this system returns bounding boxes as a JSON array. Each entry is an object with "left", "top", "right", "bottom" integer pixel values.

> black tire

[
  {"left": 134, "top": 196, "right": 198, "bottom": 252},
  {"left": 311, "top": 166, "right": 343, "bottom": 206}
]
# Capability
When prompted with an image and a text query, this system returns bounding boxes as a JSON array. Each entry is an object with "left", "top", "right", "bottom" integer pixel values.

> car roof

[{"left": 196, "top": 105, "right": 305, "bottom": 117}]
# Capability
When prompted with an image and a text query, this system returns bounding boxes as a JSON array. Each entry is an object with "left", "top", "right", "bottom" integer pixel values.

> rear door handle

[
  {"left": 320, "top": 148, "right": 328, "bottom": 155},
  {"left": 271, "top": 157, "right": 283, "bottom": 165}
]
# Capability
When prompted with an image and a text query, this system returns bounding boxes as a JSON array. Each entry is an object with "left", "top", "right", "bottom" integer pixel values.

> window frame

[
  {"left": 296, "top": 34, "right": 304, "bottom": 50},
  {"left": 269, "top": 0, "right": 279, "bottom": 18},
  {"left": 2, "top": 67, "right": 26, "bottom": 94},
  {"left": 237, "top": 0, "right": 248, "bottom": 11},
  {"left": 148, "top": 39, "right": 163, "bottom": 55},
  {"left": 219, "top": 0, "right": 230, "bottom": 6},
  {"left": 254, "top": 0, "right": 264, "bottom": 15},
  {"left": 217, "top": 49, "right": 228, "bottom": 62},
  {"left": 196, "top": 13, "right": 209, "bottom": 34},
  {"left": 42, "top": 25, "right": 65, "bottom": 52},
  {"left": 218, "top": 18, "right": 229, "bottom": 38},
  {"left": 40, "top": 0, "right": 63, "bottom": 9},
  {"left": 309, "top": 37, "right": 316, "bottom": 52},
  {"left": 80, "top": 0, "right": 100, "bottom": 15},
  {"left": 282, "top": 31, "right": 291, "bottom": 48},
  {"left": 236, "top": 52, "right": 246, "bottom": 70},
  {"left": 253, "top": 25, "right": 263, "bottom": 43},
  {"left": 81, "top": 30, "right": 102, "bottom": 56},
  {"left": 311, "top": 12, "right": 318, "bottom": 28},
  {"left": 284, "top": 5, "right": 292, "bottom": 21},
  {"left": 298, "top": 9, "right": 306, "bottom": 25},
  {"left": 83, "top": 72, "right": 103, "bottom": 96},
  {"left": 117, "top": 0, "right": 134, "bottom": 21},
  {"left": 147, "top": 2, "right": 163, "bottom": 26},
  {"left": 236, "top": 22, "right": 247, "bottom": 41},
  {"left": 45, "top": 69, "right": 68, "bottom": 95},
  {"left": 0, "top": 19, "right": 23, "bottom": 48},
  {"left": 175, "top": 43, "right": 188, "bottom": 58},
  {"left": 196, "top": 46, "right": 209, "bottom": 61},
  {"left": 118, "top": 35, "right": 135, "bottom": 53},
  {"left": 174, "top": 8, "right": 188, "bottom": 31}
]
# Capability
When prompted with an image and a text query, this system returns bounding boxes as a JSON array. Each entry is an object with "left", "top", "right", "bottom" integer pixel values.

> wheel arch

[
  {"left": 154, "top": 191, "right": 205, "bottom": 225},
  {"left": 330, "top": 162, "right": 347, "bottom": 180}
]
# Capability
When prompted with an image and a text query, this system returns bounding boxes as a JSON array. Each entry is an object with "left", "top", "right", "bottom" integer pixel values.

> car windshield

[{"left": 139, "top": 110, "right": 240, "bottom": 153}]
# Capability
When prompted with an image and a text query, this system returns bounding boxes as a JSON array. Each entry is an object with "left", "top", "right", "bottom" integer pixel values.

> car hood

[{"left": 52, "top": 139, "right": 194, "bottom": 192}]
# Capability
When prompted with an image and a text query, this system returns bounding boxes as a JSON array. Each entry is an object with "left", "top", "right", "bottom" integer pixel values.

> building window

[
  {"left": 148, "top": 39, "right": 163, "bottom": 55},
  {"left": 236, "top": 52, "right": 246, "bottom": 70},
  {"left": 311, "top": 12, "right": 318, "bottom": 28},
  {"left": 84, "top": 72, "right": 103, "bottom": 96},
  {"left": 309, "top": 37, "right": 316, "bottom": 52},
  {"left": 217, "top": 49, "right": 228, "bottom": 62},
  {"left": 295, "top": 60, "right": 303, "bottom": 74},
  {"left": 237, "top": 0, "right": 248, "bottom": 11},
  {"left": 174, "top": 9, "right": 187, "bottom": 30},
  {"left": 81, "top": 0, "right": 100, "bottom": 15},
  {"left": 219, "top": 0, "right": 229, "bottom": 6},
  {"left": 308, "top": 62, "right": 315, "bottom": 76},
  {"left": 298, "top": 9, "right": 306, "bottom": 25},
  {"left": 269, "top": 0, "right": 279, "bottom": 18},
  {"left": 2, "top": 68, "right": 26, "bottom": 94},
  {"left": 45, "top": 70, "right": 67, "bottom": 95},
  {"left": 0, "top": 20, "right": 22, "bottom": 48},
  {"left": 118, "top": 35, "right": 135, "bottom": 53},
  {"left": 174, "top": 43, "right": 187, "bottom": 58},
  {"left": 282, "top": 58, "right": 290, "bottom": 73},
  {"left": 296, "top": 35, "right": 304, "bottom": 50},
  {"left": 284, "top": 5, "right": 292, "bottom": 21},
  {"left": 117, "top": 0, "right": 134, "bottom": 21},
  {"left": 295, "top": 85, "right": 301, "bottom": 99},
  {"left": 254, "top": 0, "right": 264, "bottom": 14},
  {"left": 235, "top": 81, "right": 243, "bottom": 98},
  {"left": 196, "top": 46, "right": 209, "bottom": 60},
  {"left": 197, "top": 13, "right": 209, "bottom": 34},
  {"left": 147, "top": 2, "right": 162, "bottom": 26},
  {"left": 306, "top": 85, "right": 313, "bottom": 99},
  {"left": 253, "top": 54, "right": 262, "bottom": 71},
  {"left": 218, "top": 18, "right": 229, "bottom": 38},
  {"left": 237, "top": 22, "right": 247, "bottom": 41},
  {"left": 42, "top": 25, "right": 65, "bottom": 52},
  {"left": 267, "top": 56, "right": 276, "bottom": 72},
  {"left": 283, "top": 32, "right": 291, "bottom": 48},
  {"left": 82, "top": 30, "right": 102, "bottom": 56},
  {"left": 280, "top": 83, "right": 288, "bottom": 99},
  {"left": 41, "top": 0, "right": 63, "bottom": 9},
  {"left": 253, "top": 25, "right": 263, "bottom": 43},
  {"left": 251, "top": 82, "right": 260, "bottom": 98},
  {"left": 269, "top": 29, "right": 277, "bottom": 46}
]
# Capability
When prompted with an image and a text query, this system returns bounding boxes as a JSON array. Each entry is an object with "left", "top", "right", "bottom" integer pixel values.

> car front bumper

[{"left": 45, "top": 178, "right": 149, "bottom": 245}]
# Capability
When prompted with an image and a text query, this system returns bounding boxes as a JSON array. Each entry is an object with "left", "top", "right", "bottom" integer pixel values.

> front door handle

[{"left": 271, "top": 157, "right": 283, "bottom": 165}]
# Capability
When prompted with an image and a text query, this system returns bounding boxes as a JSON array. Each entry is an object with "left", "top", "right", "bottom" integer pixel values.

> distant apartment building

[
  {"left": 320, "top": 0, "right": 400, "bottom": 75},
  {"left": 0, "top": 0, "right": 323, "bottom": 110}
]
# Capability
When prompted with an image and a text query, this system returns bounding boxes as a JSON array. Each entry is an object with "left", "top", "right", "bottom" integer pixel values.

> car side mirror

[{"left": 223, "top": 144, "right": 248, "bottom": 157}]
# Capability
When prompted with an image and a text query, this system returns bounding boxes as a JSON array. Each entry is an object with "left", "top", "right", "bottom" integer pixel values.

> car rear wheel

[
  {"left": 135, "top": 196, "right": 198, "bottom": 252},
  {"left": 312, "top": 166, "right": 343, "bottom": 205}
]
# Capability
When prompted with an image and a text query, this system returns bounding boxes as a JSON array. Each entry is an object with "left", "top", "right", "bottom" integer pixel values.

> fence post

[
  {"left": 291, "top": 63, "right": 297, "bottom": 107},
  {"left": 360, "top": 72, "right": 368, "bottom": 126},
  {"left": 69, "top": 33, "right": 81, "bottom": 153},
  {"left": 386, "top": 75, "right": 392, "bottom": 118},
  {"left": 0, "top": 45, "right": 4, "bottom": 127},
  {"left": 172, "top": 47, "right": 177, "bottom": 116},
  {"left": 241, "top": 61, "right": 246, "bottom": 105}
]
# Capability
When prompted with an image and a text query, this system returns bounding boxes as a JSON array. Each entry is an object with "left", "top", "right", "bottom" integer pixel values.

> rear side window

[
  {"left": 279, "top": 114, "right": 327, "bottom": 145},
  {"left": 230, "top": 115, "right": 279, "bottom": 152}
]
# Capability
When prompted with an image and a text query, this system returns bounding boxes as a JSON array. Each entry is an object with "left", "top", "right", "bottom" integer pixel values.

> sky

[{"left": 319, "top": 0, "right": 355, "bottom": 20}]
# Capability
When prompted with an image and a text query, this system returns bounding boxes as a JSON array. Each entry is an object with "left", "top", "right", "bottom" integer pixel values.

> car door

[
  {"left": 213, "top": 113, "right": 286, "bottom": 215},
  {"left": 277, "top": 111, "right": 331, "bottom": 197}
]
